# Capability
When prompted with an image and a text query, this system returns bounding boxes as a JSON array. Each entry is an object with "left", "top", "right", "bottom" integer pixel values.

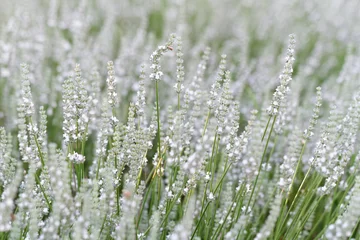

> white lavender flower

[
  {"left": 68, "top": 152, "right": 86, "bottom": 164},
  {"left": 325, "top": 177, "right": 360, "bottom": 240},
  {"left": 106, "top": 61, "right": 118, "bottom": 108},
  {"left": 254, "top": 193, "right": 282, "bottom": 240},
  {"left": 278, "top": 128, "right": 302, "bottom": 192},
  {"left": 135, "top": 64, "right": 146, "bottom": 118},
  {"left": 20, "top": 63, "right": 35, "bottom": 117},
  {"left": 208, "top": 54, "right": 226, "bottom": 110},
  {"left": 267, "top": 34, "right": 296, "bottom": 116},
  {"left": 174, "top": 36, "right": 185, "bottom": 94},
  {"left": 0, "top": 162, "right": 22, "bottom": 232},
  {"left": 303, "top": 86, "right": 322, "bottom": 140},
  {"left": 149, "top": 34, "right": 176, "bottom": 82},
  {"left": 215, "top": 70, "right": 232, "bottom": 134}
]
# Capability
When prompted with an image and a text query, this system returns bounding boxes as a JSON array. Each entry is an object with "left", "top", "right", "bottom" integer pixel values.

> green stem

[
  {"left": 155, "top": 80, "right": 161, "bottom": 155},
  {"left": 212, "top": 188, "right": 242, "bottom": 240},
  {"left": 261, "top": 116, "right": 272, "bottom": 142},
  {"left": 28, "top": 117, "right": 45, "bottom": 167},
  {"left": 209, "top": 131, "right": 219, "bottom": 190},
  {"left": 202, "top": 110, "right": 211, "bottom": 139},
  {"left": 35, "top": 174, "right": 51, "bottom": 210},
  {"left": 275, "top": 165, "right": 312, "bottom": 238},
  {"left": 245, "top": 115, "right": 277, "bottom": 213},
  {"left": 190, "top": 202, "right": 211, "bottom": 240}
]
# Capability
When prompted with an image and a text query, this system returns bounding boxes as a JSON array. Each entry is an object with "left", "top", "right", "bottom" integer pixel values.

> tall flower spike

[
  {"left": 135, "top": 64, "right": 146, "bottom": 118},
  {"left": 174, "top": 36, "right": 185, "bottom": 94},
  {"left": 267, "top": 34, "right": 296, "bottom": 116},
  {"left": 208, "top": 54, "right": 227, "bottom": 110},
  {"left": 216, "top": 70, "right": 232, "bottom": 134},
  {"left": 62, "top": 70, "right": 77, "bottom": 144},
  {"left": 325, "top": 177, "right": 360, "bottom": 239},
  {"left": 149, "top": 33, "right": 176, "bottom": 82},
  {"left": 107, "top": 61, "right": 118, "bottom": 108},
  {"left": 303, "top": 86, "right": 322, "bottom": 140},
  {"left": 254, "top": 193, "right": 282, "bottom": 240},
  {"left": 74, "top": 64, "right": 89, "bottom": 141},
  {"left": 20, "top": 63, "right": 34, "bottom": 117}
]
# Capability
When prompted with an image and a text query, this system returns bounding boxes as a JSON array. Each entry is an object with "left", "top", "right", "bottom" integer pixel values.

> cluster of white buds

[
  {"left": 303, "top": 86, "right": 322, "bottom": 140},
  {"left": 267, "top": 34, "right": 296, "bottom": 116},
  {"left": 204, "top": 172, "right": 211, "bottom": 182},
  {"left": 278, "top": 128, "right": 302, "bottom": 192},
  {"left": 107, "top": 61, "right": 118, "bottom": 108},
  {"left": 216, "top": 70, "right": 232, "bottom": 134},
  {"left": 62, "top": 64, "right": 89, "bottom": 144},
  {"left": 325, "top": 177, "right": 360, "bottom": 239},
  {"left": 149, "top": 34, "right": 176, "bottom": 82},
  {"left": 229, "top": 110, "right": 257, "bottom": 165},
  {"left": 135, "top": 64, "right": 146, "bottom": 117},
  {"left": 68, "top": 152, "right": 86, "bottom": 164},
  {"left": 20, "top": 63, "right": 34, "bottom": 117},
  {"left": 174, "top": 36, "right": 185, "bottom": 94},
  {"left": 208, "top": 54, "right": 226, "bottom": 110},
  {"left": 208, "top": 192, "right": 215, "bottom": 201},
  {"left": 254, "top": 193, "right": 283, "bottom": 240}
]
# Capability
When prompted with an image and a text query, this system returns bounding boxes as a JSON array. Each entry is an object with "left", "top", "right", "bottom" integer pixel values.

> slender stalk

[
  {"left": 35, "top": 174, "right": 51, "bottom": 210},
  {"left": 275, "top": 165, "right": 312, "bottom": 238},
  {"left": 27, "top": 117, "right": 45, "bottom": 167},
  {"left": 190, "top": 202, "right": 211, "bottom": 240},
  {"left": 155, "top": 80, "right": 161, "bottom": 155},
  {"left": 212, "top": 188, "right": 242, "bottom": 240},
  {"left": 245, "top": 115, "right": 277, "bottom": 213},
  {"left": 261, "top": 116, "right": 272, "bottom": 142},
  {"left": 202, "top": 110, "right": 211, "bottom": 138}
]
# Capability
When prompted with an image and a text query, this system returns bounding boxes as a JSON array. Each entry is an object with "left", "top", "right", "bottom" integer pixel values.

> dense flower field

[{"left": 1, "top": 0, "right": 360, "bottom": 239}]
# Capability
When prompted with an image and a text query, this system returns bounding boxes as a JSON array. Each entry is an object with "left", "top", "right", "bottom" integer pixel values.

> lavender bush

[{"left": 1, "top": 0, "right": 360, "bottom": 239}]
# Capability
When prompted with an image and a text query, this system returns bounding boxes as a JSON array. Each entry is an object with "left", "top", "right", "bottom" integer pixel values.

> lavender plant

[{"left": 1, "top": 1, "right": 360, "bottom": 240}]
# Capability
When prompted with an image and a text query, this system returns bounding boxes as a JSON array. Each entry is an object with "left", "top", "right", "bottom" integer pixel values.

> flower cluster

[
  {"left": 267, "top": 34, "right": 296, "bottom": 116},
  {"left": 68, "top": 152, "right": 86, "bottom": 164},
  {"left": 107, "top": 61, "right": 118, "bottom": 108},
  {"left": 1, "top": 1, "right": 360, "bottom": 240},
  {"left": 149, "top": 34, "right": 176, "bottom": 82}
]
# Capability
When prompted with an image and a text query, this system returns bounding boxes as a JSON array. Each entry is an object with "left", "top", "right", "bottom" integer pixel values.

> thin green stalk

[
  {"left": 250, "top": 135, "right": 278, "bottom": 210},
  {"left": 246, "top": 187, "right": 278, "bottom": 240},
  {"left": 190, "top": 202, "right": 211, "bottom": 240},
  {"left": 212, "top": 188, "right": 242, "bottom": 240},
  {"left": 194, "top": 164, "right": 232, "bottom": 238},
  {"left": 290, "top": 195, "right": 324, "bottom": 240},
  {"left": 28, "top": 117, "right": 45, "bottom": 167},
  {"left": 275, "top": 165, "right": 312, "bottom": 238},
  {"left": 145, "top": 166, "right": 157, "bottom": 185},
  {"left": 350, "top": 218, "right": 360, "bottom": 239},
  {"left": 261, "top": 116, "right": 272, "bottom": 142},
  {"left": 245, "top": 115, "right": 277, "bottom": 214},
  {"left": 96, "top": 157, "right": 101, "bottom": 180},
  {"left": 155, "top": 80, "right": 161, "bottom": 155},
  {"left": 306, "top": 210, "right": 327, "bottom": 240},
  {"left": 209, "top": 131, "right": 219, "bottom": 190},
  {"left": 198, "top": 182, "right": 209, "bottom": 230},
  {"left": 233, "top": 183, "right": 247, "bottom": 224},
  {"left": 35, "top": 174, "right": 51, "bottom": 210},
  {"left": 177, "top": 93, "right": 180, "bottom": 111},
  {"left": 202, "top": 110, "right": 211, "bottom": 138},
  {"left": 287, "top": 141, "right": 307, "bottom": 200},
  {"left": 136, "top": 180, "right": 154, "bottom": 229},
  {"left": 99, "top": 212, "right": 108, "bottom": 237},
  {"left": 309, "top": 176, "right": 357, "bottom": 240},
  {"left": 282, "top": 174, "right": 323, "bottom": 238},
  {"left": 214, "top": 156, "right": 229, "bottom": 199},
  {"left": 143, "top": 163, "right": 232, "bottom": 239},
  {"left": 213, "top": 163, "right": 232, "bottom": 193}
]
